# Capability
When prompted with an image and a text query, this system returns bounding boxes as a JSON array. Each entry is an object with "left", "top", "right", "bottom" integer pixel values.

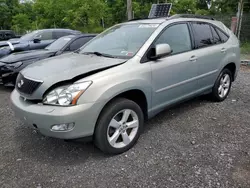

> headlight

[
  {"left": 43, "top": 81, "right": 92, "bottom": 106},
  {"left": 7, "top": 61, "right": 23, "bottom": 69}
]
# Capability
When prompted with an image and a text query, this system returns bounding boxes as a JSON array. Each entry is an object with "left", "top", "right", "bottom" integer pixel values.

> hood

[
  {"left": 20, "top": 53, "right": 126, "bottom": 99},
  {"left": 0, "top": 49, "right": 56, "bottom": 64},
  {"left": 0, "top": 40, "right": 20, "bottom": 47},
  {"left": 22, "top": 53, "right": 125, "bottom": 80}
]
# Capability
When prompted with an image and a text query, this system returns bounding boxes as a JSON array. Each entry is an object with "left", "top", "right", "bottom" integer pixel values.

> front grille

[{"left": 16, "top": 73, "right": 43, "bottom": 95}]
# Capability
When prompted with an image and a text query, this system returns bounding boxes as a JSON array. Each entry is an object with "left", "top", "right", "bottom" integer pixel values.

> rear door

[{"left": 191, "top": 22, "right": 228, "bottom": 90}]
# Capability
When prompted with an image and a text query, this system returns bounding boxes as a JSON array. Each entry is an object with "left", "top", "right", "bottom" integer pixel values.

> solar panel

[{"left": 148, "top": 3, "right": 172, "bottom": 18}]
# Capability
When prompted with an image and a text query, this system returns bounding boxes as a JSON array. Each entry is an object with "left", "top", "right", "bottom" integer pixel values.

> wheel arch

[{"left": 223, "top": 62, "right": 236, "bottom": 81}]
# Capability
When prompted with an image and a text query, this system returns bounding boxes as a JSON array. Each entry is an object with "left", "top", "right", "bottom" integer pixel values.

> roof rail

[
  {"left": 169, "top": 14, "right": 215, "bottom": 20},
  {"left": 128, "top": 17, "right": 167, "bottom": 22}
]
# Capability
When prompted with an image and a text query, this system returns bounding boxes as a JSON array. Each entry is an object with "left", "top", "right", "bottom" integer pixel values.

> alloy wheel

[
  {"left": 218, "top": 73, "right": 231, "bottom": 98},
  {"left": 107, "top": 109, "right": 139, "bottom": 148}
]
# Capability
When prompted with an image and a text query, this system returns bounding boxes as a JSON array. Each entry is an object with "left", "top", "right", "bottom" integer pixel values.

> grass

[{"left": 241, "top": 42, "right": 250, "bottom": 55}]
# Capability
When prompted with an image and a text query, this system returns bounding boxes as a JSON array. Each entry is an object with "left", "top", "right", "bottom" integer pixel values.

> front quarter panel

[{"left": 77, "top": 58, "right": 152, "bottom": 111}]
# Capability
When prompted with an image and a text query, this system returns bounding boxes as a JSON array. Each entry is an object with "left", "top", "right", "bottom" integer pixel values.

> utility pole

[
  {"left": 236, "top": 0, "right": 244, "bottom": 39},
  {"left": 127, "top": 0, "right": 133, "bottom": 20}
]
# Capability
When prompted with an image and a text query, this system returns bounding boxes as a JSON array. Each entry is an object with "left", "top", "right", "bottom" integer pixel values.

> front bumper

[
  {"left": 11, "top": 89, "right": 104, "bottom": 139},
  {"left": 0, "top": 65, "right": 17, "bottom": 86}
]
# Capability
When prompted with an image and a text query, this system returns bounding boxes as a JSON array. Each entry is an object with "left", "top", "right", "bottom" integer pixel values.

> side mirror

[
  {"left": 150, "top": 44, "right": 172, "bottom": 60},
  {"left": 33, "top": 36, "right": 41, "bottom": 43}
]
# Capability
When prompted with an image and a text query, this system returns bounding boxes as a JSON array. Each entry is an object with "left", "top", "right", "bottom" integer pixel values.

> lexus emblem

[{"left": 17, "top": 79, "right": 24, "bottom": 88}]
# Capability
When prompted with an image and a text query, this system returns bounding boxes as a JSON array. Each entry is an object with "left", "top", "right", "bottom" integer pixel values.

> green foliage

[
  {"left": 241, "top": 42, "right": 250, "bottom": 55},
  {"left": 12, "top": 13, "right": 31, "bottom": 34},
  {"left": 0, "top": 0, "right": 249, "bottom": 34}
]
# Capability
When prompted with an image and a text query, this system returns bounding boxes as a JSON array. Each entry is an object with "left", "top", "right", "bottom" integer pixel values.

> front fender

[{"left": 97, "top": 79, "right": 152, "bottom": 109}]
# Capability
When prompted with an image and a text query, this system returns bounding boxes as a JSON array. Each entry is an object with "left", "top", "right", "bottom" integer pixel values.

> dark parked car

[
  {"left": 0, "top": 34, "right": 96, "bottom": 86},
  {"left": 0, "top": 29, "right": 81, "bottom": 58},
  {"left": 0, "top": 30, "right": 19, "bottom": 41}
]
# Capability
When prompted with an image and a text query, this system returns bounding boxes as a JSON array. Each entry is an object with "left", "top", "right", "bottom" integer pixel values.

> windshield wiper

[
  {"left": 74, "top": 48, "right": 81, "bottom": 54},
  {"left": 82, "top": 51, "right": 115, "bottom": 58}
]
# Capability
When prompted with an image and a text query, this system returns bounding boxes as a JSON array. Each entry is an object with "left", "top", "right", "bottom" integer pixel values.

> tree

[{"left": 12, "top": 13, "right": 31, "bottom": 34}]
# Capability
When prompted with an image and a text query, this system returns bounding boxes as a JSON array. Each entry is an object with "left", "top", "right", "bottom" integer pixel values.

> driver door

[{"left": 149, "top": 23, "right": 199, "bottom": 110}]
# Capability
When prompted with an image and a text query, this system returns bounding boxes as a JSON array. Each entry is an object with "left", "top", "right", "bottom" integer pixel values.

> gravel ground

[{"left": 0, "top": 67, "right": 250, "bottom": 188}]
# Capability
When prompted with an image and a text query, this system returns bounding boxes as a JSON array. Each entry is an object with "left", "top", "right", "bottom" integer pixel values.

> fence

[
  {"left": 212, "top": 14, "right": 250, "bottom": 43},
  {"left": 213, "top": 14, "right": 250, "bottom": 58}
]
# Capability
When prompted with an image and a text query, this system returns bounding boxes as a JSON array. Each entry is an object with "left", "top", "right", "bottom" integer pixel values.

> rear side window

[
  {"left": 155, "top": 23, "right": 192, "bottom": 55},
  {"left": 68, "top": 37, "right": 93, "bottom": 51},
  {"left": 210, "top": 26, "right": 221, "bottom": 44},
  {"left": 215, "top": 28, "right": 229, "bottom": 42},
  {"left": 35, "top": 31, "right": 53, "bottom": 40},
  {"left": 54, "top": 31, "right": 72, "bottom": 39},
  {"left": 192, "top": 23, "right": 213, "bottom": 48}
]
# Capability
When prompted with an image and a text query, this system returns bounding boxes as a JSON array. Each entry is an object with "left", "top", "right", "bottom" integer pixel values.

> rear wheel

[
  {"left": 94, "top": 98, "right": 144, "bottom": 154},
  {"left": 211, "top": 68, "right": 232, "bottom": 102}
]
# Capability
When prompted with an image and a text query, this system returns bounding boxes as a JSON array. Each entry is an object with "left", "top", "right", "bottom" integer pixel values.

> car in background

[
  {"left": 0, "top": 29, "right": 81, "bottom": 58},
  {"left": 0, "top": 34, "right": 96, "bottom": 86},
  {"left": 0, "top": 30, "right": 20, "bottom": 41}
]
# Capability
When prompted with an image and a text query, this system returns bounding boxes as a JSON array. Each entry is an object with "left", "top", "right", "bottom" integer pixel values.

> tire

[
  {"left": 211, "top": 68, "right": 232, "bottom": 102},
  {"left": 94, "top": 98, "right": 144, "bottom": 154}
]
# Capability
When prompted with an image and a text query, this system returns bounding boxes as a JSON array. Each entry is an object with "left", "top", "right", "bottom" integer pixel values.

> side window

[
  {"left": 210, "top": 26, "right": 221, "bottom": 44},
  {"left": 0, "top": 33, "right": 3, "bottom": 40},
  {"left": 215, "top": 28, "right": 229, "bottom": 43},
  {"left": 36, "top": 31, "right": 53, "bottom": 40},
  {"left": 54, "top": 31, "right": 71, "bottom": 39},
  {"left": 155, "top": 24, "right": 192, "bottom": 55},
  {"left": 192, "top": 23, "right": 213, "bottom": 48},
  {"left": 68, "top": 37, "right": 92, "bottom": 51},
  {"left": 5, "top": 33, "right": 13, "bottom": 39}
]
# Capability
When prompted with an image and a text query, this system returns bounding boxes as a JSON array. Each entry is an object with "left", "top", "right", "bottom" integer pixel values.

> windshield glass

[
  {"left": 80, "top": 23, "right": 159, "bottom": 59},
  {"left": 46, "top": 36, "right": 72, "bottom": 51},
  {"left": 20, "top": 30, "right": 40, "bottom": 41}
]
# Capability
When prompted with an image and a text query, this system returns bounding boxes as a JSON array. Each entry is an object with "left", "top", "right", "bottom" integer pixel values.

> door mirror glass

[{"left": 150, "top": 43, "right": 172, "bottom": 60}]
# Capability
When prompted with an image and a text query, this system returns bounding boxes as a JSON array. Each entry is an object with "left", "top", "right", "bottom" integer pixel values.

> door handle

[
  {"left": 221, "top": 48, "right": 227, "bottom": 53},
  {"left": 189, "top": 56, "right": 197, "bottom": 62}
]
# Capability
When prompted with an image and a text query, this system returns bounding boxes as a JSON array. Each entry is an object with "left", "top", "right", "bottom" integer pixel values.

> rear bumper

[{"left": 11, "top": 89, "right": 104, "bottom": 139}]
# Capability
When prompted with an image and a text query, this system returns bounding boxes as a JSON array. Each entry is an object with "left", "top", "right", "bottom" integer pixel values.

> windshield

[
  {"left": 20, "top": 30, "right": 40, "bottom": 41},
  {"left": 46, "top": 36, "right": 72, "bottom": 51},
  {"left": 80, "top": 23, "right": 159, "bottom": 59}
]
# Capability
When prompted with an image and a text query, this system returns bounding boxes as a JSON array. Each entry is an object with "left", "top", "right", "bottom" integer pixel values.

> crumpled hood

[
  {"left": 19, "top": 53, "right": 126, "bottom": 99},
  {"left": 0, "top": 49, "right": 56, "bottom": 64}
]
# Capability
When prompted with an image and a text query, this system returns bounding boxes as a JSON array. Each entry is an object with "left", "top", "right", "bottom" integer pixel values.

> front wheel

[
  {"left": 94, "top": 98, "right": 144, "bottom": 154},
  {"left": 211, "top": 68, "right": 232, "bottom": 102}
]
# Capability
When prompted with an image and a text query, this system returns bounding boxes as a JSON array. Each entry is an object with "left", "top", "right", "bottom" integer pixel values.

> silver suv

[{"left": 11, "top": 15, "right": 240, "bottom": 154}]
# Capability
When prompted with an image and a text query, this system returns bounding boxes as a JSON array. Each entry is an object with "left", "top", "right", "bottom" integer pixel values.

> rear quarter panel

[{"left": 218, "top": 29, "right": 240, "bottom": 80}]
